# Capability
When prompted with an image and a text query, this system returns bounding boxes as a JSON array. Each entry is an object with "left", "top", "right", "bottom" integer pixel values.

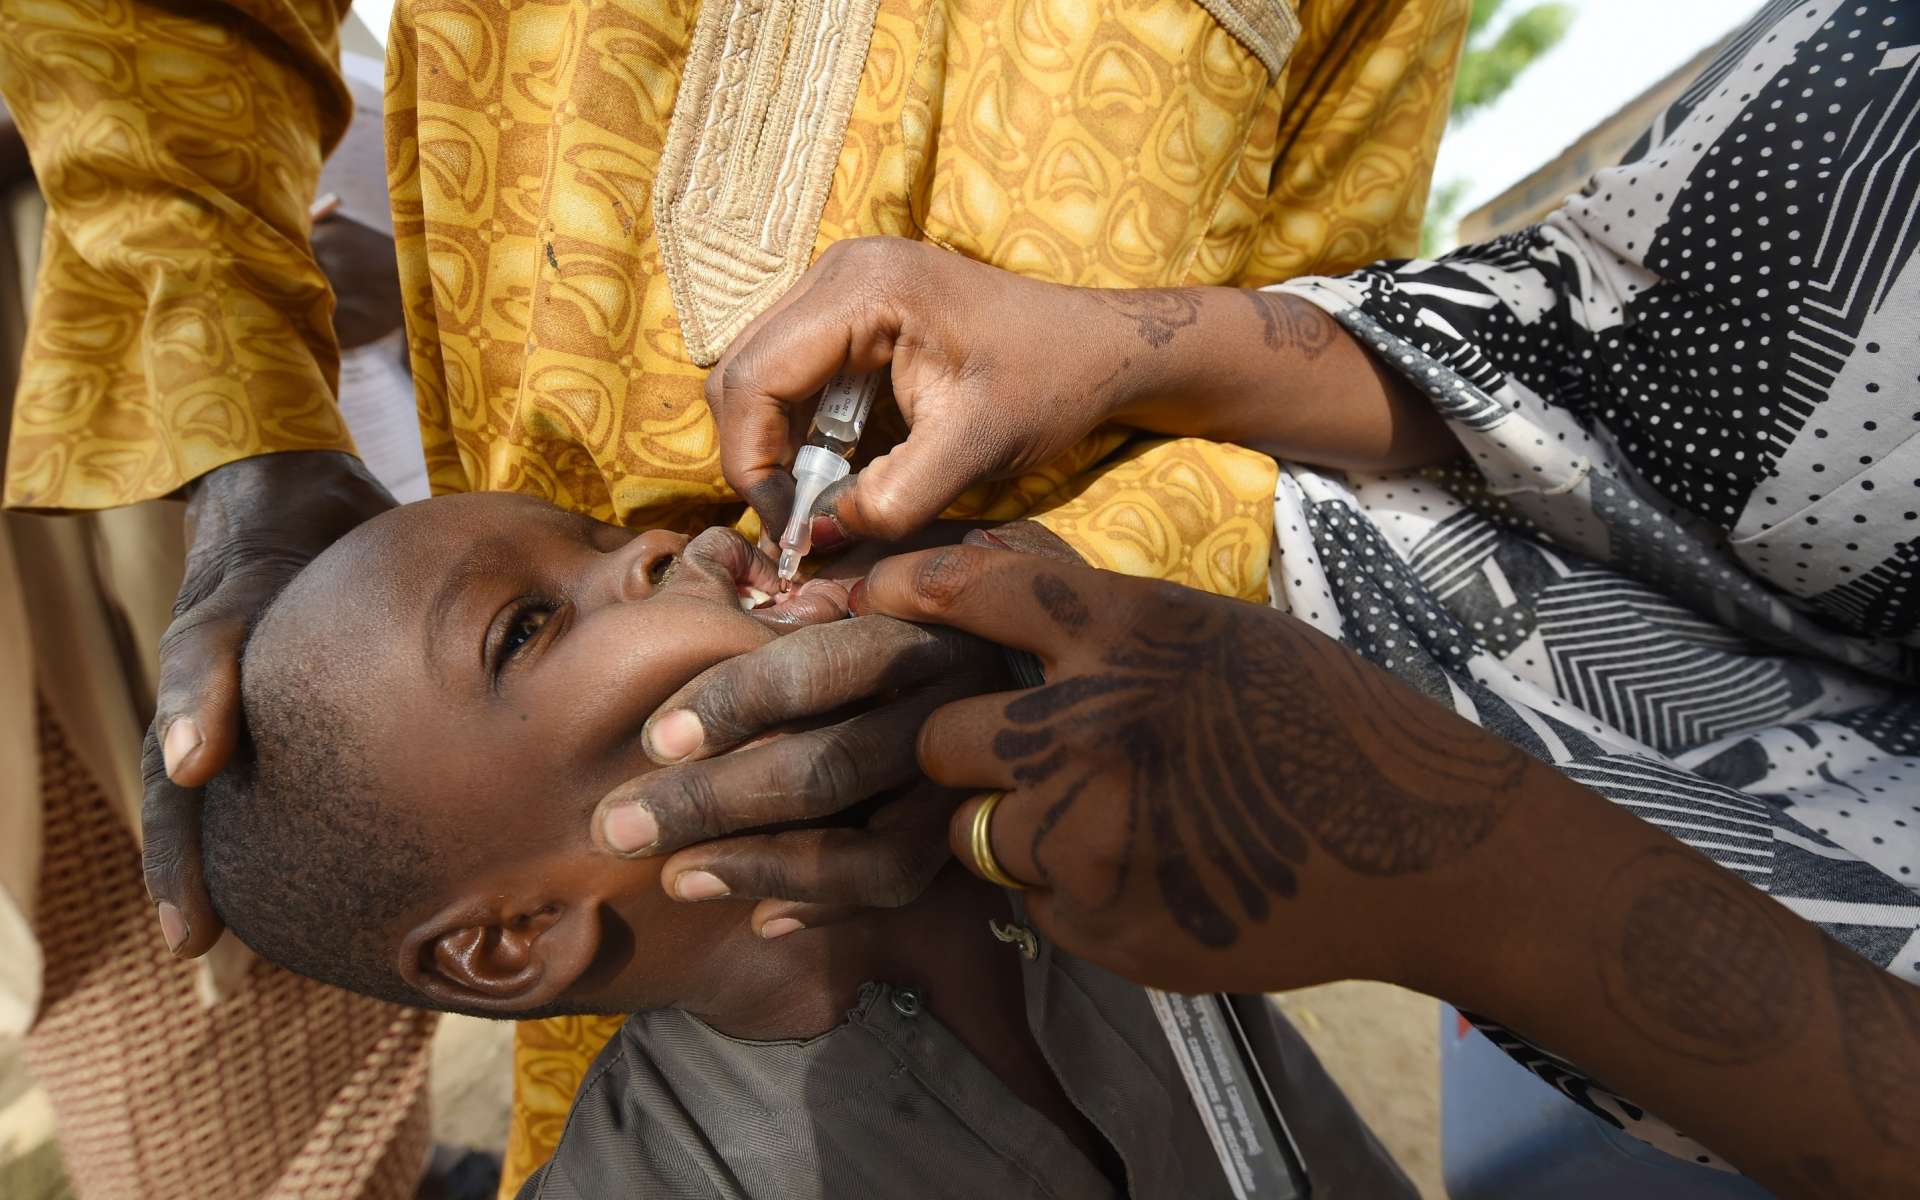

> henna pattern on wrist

[
  {"left": 1242, "top": 290, "right": 1339, "bottom": 360},
  {"left": 1822, "top": 936, "right": 1920, "bottom": 1153},
  {"left": 993, "top": 573, "right": 1524, "bottom": 947},
  {"left": 1089, "top": 289, "right": 1204, "bottom": 348},
  {"left": 1595, "top": 848, "right": 1809, "bottom": 1065}
]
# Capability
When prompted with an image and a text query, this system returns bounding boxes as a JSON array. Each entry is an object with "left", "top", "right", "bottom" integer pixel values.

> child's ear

[{"left": 397, "top": 900, "right": 599, "bottom": 1014}]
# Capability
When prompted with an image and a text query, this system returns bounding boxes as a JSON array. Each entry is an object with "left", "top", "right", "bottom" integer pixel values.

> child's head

[{"left": 201, "top": 492, "right": 851, "bottom": 1019}]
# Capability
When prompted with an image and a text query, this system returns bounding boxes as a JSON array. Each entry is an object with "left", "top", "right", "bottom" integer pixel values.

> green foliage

[
  {"left": 1453, "top": 1, "right": 1576, "bottom": 121},
  {"left": 1420, "top": 0, "right": 1574, "bottom": 254},
  {"left": 1465, "top": 0, "right": 1508, "bottom": 40}
]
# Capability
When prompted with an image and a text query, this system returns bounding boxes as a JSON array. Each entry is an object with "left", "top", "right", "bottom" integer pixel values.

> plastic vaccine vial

[{"left": 775, "top": 371, "right": 883, "bottom": 584}]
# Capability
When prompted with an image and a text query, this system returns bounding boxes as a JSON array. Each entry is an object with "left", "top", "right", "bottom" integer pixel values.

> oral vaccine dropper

[{"left": 775, "top": 371, "right": 883, "bottom": 587}]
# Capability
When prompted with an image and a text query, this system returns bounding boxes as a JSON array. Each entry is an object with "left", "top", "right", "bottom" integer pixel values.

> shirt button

[{"left": 890, "top": 987, "right": 922, "bottom": 1018}]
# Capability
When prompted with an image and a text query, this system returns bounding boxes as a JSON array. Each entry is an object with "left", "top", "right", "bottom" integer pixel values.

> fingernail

[
  {"left": 847, "top": 579, "right": 867, "bottom": 615},
  {"left": 157, "top": 902, "right": 189, "bottom": 955},
  {"left": 675, "top": 870, "right": 730, "bottom": 901},
  {"left": 808, "top": 514, "right": 849, "bottom": 552},
  {"left": 603, "top": 804, "right": 659, "bottom": 855},
  {"left": 647, "top": 711, "right": 704, "bottom": 762},
  {"left": 162, "top": 718, "right": 203, "bottom": 780},
  {"left": 760, "top": 917, "right": 805, "bottom": 940}
]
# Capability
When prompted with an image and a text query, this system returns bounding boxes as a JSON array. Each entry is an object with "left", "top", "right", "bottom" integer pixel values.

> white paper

[
  {"left": 317, "top": 52, "right": 393, "bottom": 238},
  {"left": 349, "top": 2, "right": 393, "bottom": 49},
  {"left": 337, "top": 330, "right": 431, "bottom": 504}
]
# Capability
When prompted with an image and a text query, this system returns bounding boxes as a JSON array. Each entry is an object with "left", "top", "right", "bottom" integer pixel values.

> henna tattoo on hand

[
  {"left": 1242, "top": 290, "right": 1339, "bottom": 360},
  {"left": 1090, "top": 289, "right": 1204, "bottom": 348},
  {"left": 1595, "top": 848, "right": 1809, "bottom": 1065},
  {"left": 989, "top": 578, "right": 1525, "bottom": 947},
  {"left": 1822, "top": 937, "right": 1920, "bottom": 1153}
]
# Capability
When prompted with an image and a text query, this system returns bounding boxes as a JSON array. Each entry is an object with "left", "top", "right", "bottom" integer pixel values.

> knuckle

[
  {"left": 857, "top": 479, "right": 933, "bottom": 544},
  {"left": 719, "top": 350, "right": 769, "bottom": 405},
  {"left": 728, "top": 850, "right": 797, "bottom": 903},
  {"left": 866, "top": 852, "right": 927, "bottom": 908},
  {"left": 837, "top": 236, "right": 891, "bottom": 270},
  {"left": 757, "top": 861, "right": 800, "bottom": 902},
  {"left": 141, "top": 839, "right": 186, "bottom": 894},
  {"left": 808, "top": 632, "right": 871, "bottom": 706},
  {"left": 656, "top": 769, "right": 728, "bottom": 842},
  {"left": 691, "top": 674, "right": 750, "bottom": 743},
  {"left": 784, "top": 734, "right": 865, "bottom": 809},
  {"left": 909, "top": 547, "right": 985, "bottom": 615},
  {"left": 139, "top": 725, "right": 168, "bottom": 785},
  {"left": 169, "top": 567, "right": 226, "bottom": 620},
  {"left": 763, "top": 628, "right": 869, "bottom": 714}
]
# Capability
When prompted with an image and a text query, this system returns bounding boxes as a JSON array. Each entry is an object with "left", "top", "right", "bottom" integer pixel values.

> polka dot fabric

[
  {"left": 1293, "top": 0, "right": 1920, "bottom": 651},
  {"left": 1262, "top": 0, "right": 1920, "bottom": 1174}
]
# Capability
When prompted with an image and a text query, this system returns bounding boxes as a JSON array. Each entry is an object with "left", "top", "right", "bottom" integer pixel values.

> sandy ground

[
  {"left": 1278, "top": 982, "right": 1445, "bottom": 1198},
  {"left": 2, "top": 981, "right": 1443, "bottom": 1198}
]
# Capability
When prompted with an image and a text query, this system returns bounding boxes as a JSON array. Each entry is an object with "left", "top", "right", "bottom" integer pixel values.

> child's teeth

[{"left": 738, "top": 586, "right": 772, "bottom": 611}]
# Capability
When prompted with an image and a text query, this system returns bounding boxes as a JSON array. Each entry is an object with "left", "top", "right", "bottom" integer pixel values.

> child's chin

[{"left": 740, "top": 576, "right": 852, "bottom": 630}]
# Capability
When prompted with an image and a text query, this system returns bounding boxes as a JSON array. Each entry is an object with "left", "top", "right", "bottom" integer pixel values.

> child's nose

[{"left": 603, "top": 529, "right": 686, "bottom": 604}]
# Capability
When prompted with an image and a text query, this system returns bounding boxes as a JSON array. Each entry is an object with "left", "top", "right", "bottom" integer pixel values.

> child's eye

[{"left": 499, "top": 603, "right": 554, "bottom": 663}]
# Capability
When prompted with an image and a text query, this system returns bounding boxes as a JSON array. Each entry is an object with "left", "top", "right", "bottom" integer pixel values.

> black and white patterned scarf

[{"left": 1273, "top": 0, "right": 1919, "bottom": 1168}]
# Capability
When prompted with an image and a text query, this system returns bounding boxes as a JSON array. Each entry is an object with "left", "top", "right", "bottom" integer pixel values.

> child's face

[{"left": 273, "top": 491, "right": 853, "bottom": 1015}]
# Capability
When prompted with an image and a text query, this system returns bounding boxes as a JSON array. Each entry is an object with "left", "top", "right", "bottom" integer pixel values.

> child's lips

[{"left": 742, "top": 576, "right": 852, "bottom": 629}]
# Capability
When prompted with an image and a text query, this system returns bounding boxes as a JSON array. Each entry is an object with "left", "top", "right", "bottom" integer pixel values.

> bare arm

[{"left": 1080, "top": 285, "right": 1455, "bottom": 471}]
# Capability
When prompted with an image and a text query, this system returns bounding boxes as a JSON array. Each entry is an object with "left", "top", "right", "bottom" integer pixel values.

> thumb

[
  {"left": 153, "top": 609, "right": 250, "bottom": 788},
  {"left": 836, "top": 425, "right": 992, "bottom": 543}
]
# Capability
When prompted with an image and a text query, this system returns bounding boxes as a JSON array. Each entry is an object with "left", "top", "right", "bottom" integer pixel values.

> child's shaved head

[
  {"left": 202, "top": 568, "right": 441, "bottom": 1008},
  {"left": 196, "top": 493, "right": 852, "bottom": 1019}
]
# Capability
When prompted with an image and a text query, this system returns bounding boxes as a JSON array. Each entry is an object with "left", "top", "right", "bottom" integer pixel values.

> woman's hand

[
  {"left": 853, "top": 544, "right": 1536, "bottom": 994},
  {"left": 707, "top": 236, "right": 1454, "bottom": 547},
  {"left": 854, "top": 546, "right": 1920, "bottom": 1198},
  {"left": 144, "top": 451, "right": 394, "bottom": 956},
  {"left": 706, "top": 238, "right": 1121, "bottom": 545}
]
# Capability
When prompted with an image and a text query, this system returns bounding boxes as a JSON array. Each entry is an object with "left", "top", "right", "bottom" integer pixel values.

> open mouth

[
  {"left": 687, "top": 528, "right": 851, "bottom": 629},
  {"left": 666, "top": 527, "right": 854, "bottom": 630},
  {"left": 738, "top": 575, "right": 853, "bottom": 629}
]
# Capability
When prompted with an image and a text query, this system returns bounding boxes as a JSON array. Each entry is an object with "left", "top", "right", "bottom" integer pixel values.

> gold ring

[{"left": 970, "top": 791, "right": 1029, "bottom": 891}]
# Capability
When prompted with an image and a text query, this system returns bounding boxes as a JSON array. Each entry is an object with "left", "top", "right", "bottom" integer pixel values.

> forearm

[
  {"left": 0, "top": 0, "right": 356, "bottom": 511},
  {"left": 1075, "top": 286, "right": 1457, "bottom": 471},
  {"left": 1405, "top": 762, "right": 1918, "bottom": 1197},
  {"left": 1234, "top": 620, "right": 1914, "bottom": 1193}
]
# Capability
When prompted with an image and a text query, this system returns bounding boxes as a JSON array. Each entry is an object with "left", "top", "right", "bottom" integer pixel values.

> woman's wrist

[{"left": 1056, "top": 285, "right": 1181, "bottom": 430}]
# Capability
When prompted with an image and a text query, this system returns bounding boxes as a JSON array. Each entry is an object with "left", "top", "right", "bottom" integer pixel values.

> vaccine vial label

[{"left": 818, "top": 372, "right": 878, "bottom": 425}]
